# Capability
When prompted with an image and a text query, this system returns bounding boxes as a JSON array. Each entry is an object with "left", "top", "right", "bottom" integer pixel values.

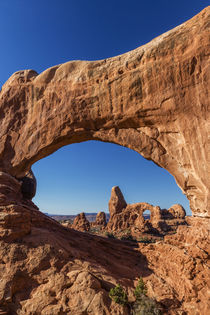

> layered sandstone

[
  {"left": 0, "top": 7, "right": 209, "bottom": 315},
  {"left": 0, "top": 203, "right": 209, "bottom": 314},
  {"left": 142, "top": 218, "right": 210, "bottom": 315}
]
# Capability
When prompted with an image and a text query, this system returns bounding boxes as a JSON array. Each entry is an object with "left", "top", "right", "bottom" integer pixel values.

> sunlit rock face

[
  {"left": 168, "top": 204, "right": 186, "bottom": 219},
  {"left": 108, "top": 186, "right": 127, "bottom": 217},
  {"left": 71, "top": 212, "right": 90, "bottom": 232},
  {"left": 91, "top": 211, "right": 107, "bottom": 228},
  {"left": 106, "top": 186, "right": 186, "bottom": 233},
  {"left": 0, "top": 7, "right": 209, "bottom": 315},
  {"left": 0, "top": 7, "right": 209, "bottom": 217}
]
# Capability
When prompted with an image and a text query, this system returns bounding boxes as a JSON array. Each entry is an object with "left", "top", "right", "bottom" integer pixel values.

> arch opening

[
  {"left": 143, "top": 209, "right": 151, "bottom": 220},
  {"left": 31, "top": 140, "right": 191, "bottom": 218}
]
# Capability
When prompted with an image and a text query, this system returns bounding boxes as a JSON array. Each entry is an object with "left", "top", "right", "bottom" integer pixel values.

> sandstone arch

[
  {"left": 0, "top": 7, "right": 209, "bottom": 219},
  {"left": 0, "top": 9, "right": 209, "bottom": 314},
  {"left": 107, "top": 186, "right": 162, "bottom": 232},
  {"left": 127, "top": 203, "right": 162, "bottom": 227}
]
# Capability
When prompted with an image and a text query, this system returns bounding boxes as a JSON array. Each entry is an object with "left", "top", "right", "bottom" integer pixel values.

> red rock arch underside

[{"left": 0, "top": 7, "right": 209, "bottom": 315}]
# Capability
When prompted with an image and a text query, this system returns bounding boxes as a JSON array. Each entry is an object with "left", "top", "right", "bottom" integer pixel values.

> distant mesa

[{"left": 49, "top": 212, "right": 110, "bottom": 223}]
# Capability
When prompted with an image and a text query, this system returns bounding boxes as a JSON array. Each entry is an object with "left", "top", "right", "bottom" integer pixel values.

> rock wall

[{"left": 0, "top": 7, "right": 209, "bottom": 217}]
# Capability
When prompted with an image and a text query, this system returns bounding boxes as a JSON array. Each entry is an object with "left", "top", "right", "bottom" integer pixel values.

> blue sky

[{"left": 1, "top": 0, "right": 208, "bottom": 215}]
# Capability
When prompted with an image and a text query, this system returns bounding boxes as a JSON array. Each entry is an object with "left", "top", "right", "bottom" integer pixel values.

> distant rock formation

[
  {"left": 108, "top": 186, "right": 127, "bottom": 217},
  {"left": 91, "top": 211, "right": 107, "bottom": 228},
  {"left": 71, "top": 212, "right": 90, "bottom": 232},
  {"left": 107, "top": 186, "right": 186, "bottom": 234},
  {"left": 168, "top": 204, "right": 186, "bottom": 219}
]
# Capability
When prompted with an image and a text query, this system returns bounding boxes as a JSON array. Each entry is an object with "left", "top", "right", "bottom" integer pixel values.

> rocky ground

[
  {"left": 0, "top": 202, "right": 209, "bottom": 314},
  {"left": 1, "top": 185, "right": 209, "bottom": 314}
]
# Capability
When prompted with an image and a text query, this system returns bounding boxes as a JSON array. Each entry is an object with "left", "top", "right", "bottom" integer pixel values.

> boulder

[{"left": 20, "top": 169, "right": 37, "bottom": 200}]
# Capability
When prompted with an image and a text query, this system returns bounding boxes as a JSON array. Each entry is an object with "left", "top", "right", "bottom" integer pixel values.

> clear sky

[{"left": 1, "top": 0, "right": 208, "bottom": 215}]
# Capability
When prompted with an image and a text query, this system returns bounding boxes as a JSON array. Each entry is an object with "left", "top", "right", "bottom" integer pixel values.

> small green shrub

[
  {"left": 109, "top": 284, "right": 128, "bottom": 305},
  {"left": 109, "top": 279, "right": 161, "bottom": 314},
  {"left": 134, "top": 277, "right": 147, "bottom": 299},
  {"left": 133, "top": 278, "right": 161, "bottom": 314},
  {"left": 132, "top": 295, "right": 161, "bottom": 315}
]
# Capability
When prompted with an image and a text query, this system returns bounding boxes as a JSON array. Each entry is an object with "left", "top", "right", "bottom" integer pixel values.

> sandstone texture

[
  {"left": 0, "top": 7, "right": 209, "bottom": 315},
  {"left": 107, "top": 186, "right": 186, "bottom": 234},
  {"left": 91, "top": 211, "right": 107, "bottom": 228},
  {"left": 71, "top": 212, "right": 90, "bottom": 232},
  {"left": 140, "top": 218, "right": 210, "bottom": 315},
  {"left": 168, "top": 204, "right": 186, "bottom": 219},
  {"left": 109, "top": 186, "right": 127, "bottom": 218}
]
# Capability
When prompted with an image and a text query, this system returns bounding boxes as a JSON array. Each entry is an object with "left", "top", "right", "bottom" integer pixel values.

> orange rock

[
  {"left": 92, "top": 211, "right": 107, "bottom": 228},
  {"left": 0, "top": 7, "right": 209, "bottom": 217},
  {"left": 0, "top": 7, "right": 209, "bottom": 315},
  {"left": 142, "top": 217, "right": 210, "bottom": 315},
  {"left": 71, "top": 212, "right": 90, "bottom": 232},
  {"left": 107, "top": 187, "right": 179, "bottom": 233},
  {"left": 168, "top": 204, "right": 186, "bottom": 219},
  {"left": 108, "top": 186, "right": 127, "bottom": 218}
]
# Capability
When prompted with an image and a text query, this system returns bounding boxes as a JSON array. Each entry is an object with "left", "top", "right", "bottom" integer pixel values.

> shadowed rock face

[
  {"left": 0, "top": 7, "right": 209, "bottom": 217},
  {"left": 19, "top": 170, "right": 37, "bottom": 199}
]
